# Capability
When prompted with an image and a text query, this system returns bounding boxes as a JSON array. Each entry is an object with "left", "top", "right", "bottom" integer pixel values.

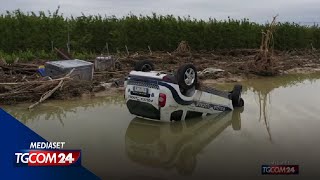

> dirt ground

[{"left": 1, "top": 49, "right": 320, "bottom": 106}]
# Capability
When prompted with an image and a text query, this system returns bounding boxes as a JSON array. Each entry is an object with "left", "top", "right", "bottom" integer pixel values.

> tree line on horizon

[{"left": 0, "top": 9, "right": 319, "bottom": 60}]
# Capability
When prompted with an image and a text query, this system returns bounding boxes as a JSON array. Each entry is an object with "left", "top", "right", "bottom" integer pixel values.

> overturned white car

[{"left": 124, "top": 60, "right": 244, "bottom": 121}]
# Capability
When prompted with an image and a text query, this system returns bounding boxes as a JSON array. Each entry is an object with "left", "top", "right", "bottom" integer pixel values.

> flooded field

[{"left": 3, "top": 73, "right": 320, "bottom": 179}]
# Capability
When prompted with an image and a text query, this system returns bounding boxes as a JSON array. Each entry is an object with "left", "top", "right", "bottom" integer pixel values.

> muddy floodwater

[{"left": 3, "top": 73, "right": 320, "bottom": 179}]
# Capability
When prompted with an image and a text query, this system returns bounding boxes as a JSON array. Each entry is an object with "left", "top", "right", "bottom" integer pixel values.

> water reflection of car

[
  {"left": 125, "top": 109, "right": 242, "bottom": 175},
  {"left": 124, "top": 61, "right": 244, "bottom": 121}
]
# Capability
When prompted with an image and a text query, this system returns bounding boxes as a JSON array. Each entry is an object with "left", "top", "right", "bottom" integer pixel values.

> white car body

[{"left": 125, "top": 70, "right": 235, "bottom": 122}]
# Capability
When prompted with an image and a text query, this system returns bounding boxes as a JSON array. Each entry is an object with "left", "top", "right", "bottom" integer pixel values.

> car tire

[
  {"left": 239, "top": 98, "right": 244, "bottom": 107},
  {"left": 231, "top": 84, "right": 243, "bottom": 107},
  {"left": 134, "top": 60, "right": 154, "bottom": 72},
  {"left": 177, "top": 64, "right": 198, "bottom": 91},
  {"left": 115, "top": 60, "right": 122, "bottom": 70}
]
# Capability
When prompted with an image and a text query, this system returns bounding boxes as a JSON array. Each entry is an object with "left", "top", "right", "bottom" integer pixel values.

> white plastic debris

[{"left": 198, "top": 68, "right": 225, "bottom": 76}]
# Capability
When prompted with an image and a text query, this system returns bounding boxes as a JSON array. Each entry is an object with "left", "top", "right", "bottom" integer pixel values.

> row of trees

[{"left": 1, "top": 9, "right": 320, "bottom": 55}]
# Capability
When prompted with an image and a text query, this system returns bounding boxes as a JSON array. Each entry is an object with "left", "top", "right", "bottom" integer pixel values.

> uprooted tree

[
  {"left": 174, "top": 41, "right": 192, "bottom": 55},
  {"left": 251, "top": 15, "right": 278, "bottom": 76}
]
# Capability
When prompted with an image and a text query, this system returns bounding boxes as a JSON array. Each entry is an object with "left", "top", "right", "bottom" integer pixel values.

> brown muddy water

[{"left": 3, "top": 73, "right": 320, "bottom": 179}]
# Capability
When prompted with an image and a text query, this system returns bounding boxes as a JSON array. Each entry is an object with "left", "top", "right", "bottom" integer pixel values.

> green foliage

[
  {"left": 0, "top": 50, "right": 58, "bottom": 63},
  {"left": 72, "top": 51, "right": 96, "bottom": 60},
  {"left": 0, "top": 9, "right": 320, "bottom": 58}
]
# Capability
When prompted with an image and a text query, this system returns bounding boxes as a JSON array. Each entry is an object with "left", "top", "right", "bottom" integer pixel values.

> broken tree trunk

[
  {"left": 251, "top": 15, "right": 278, "bottom": 76},
  {"left": 174, "top": 41, "right": 191, "bottom": 55}
]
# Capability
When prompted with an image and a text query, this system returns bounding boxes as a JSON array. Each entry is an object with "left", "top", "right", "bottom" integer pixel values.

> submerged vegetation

[{"left": 0, "top": 8, "right": 320, "bottom": 62}]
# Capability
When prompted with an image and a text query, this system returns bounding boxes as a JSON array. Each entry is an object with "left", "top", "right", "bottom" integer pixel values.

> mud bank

[{"left": 1, "top": 49, "right": 320, "bottom": 106}]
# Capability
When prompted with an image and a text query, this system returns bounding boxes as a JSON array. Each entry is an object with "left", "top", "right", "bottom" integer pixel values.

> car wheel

[
  {"left": 231, "top": 84, "right": 243, "bottom": 107},
  {"left": 239, "top": 98, "right": 244, "bottom": 107},
  {"left": 134, "top": 60, "right": 154, "bottom": 72},
  {"left": 115, "top": 60, "right": 122, "bottom": 70},
  {"left": 177, "top": 64, "right": 197, "bottom": 91}
]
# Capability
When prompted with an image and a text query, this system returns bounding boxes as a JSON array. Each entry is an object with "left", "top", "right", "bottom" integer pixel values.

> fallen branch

[
  {"left": 0, "top": 91, "right": 31, "bottom": 97},
  {"left": 32, "top": 81, "right": 59, "bottom": 92},
  {"left": 94, "top": 71, "right": 127, "bottom": 74},
  {"left": 55, "top": 47, "right": 72, "bottom": 60},
  {"left": 0, "top": 77, "right": 72, "bottom": 85},
  {"left": 28, "top": 69, "right": 75, "bottom": 109},
  {"left": 28, "top": 80, "right": 64, "bottom": 109}
]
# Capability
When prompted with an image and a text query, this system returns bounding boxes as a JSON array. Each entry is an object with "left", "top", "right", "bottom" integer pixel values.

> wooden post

[
  {"left": 125, "top": 45, "right": 129, "bottom": 56},
  {"left": 148, "top": 45, "right": 152, "bottom": 55},
  {"left": 67, "top": 22, "right": 71, "bottom": 54},
  {"left": 106, "top": 42, "right": 110, "bottom": 56},
  {"left": 51, "top": 41, "right": 54, "bottom": 52}
]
